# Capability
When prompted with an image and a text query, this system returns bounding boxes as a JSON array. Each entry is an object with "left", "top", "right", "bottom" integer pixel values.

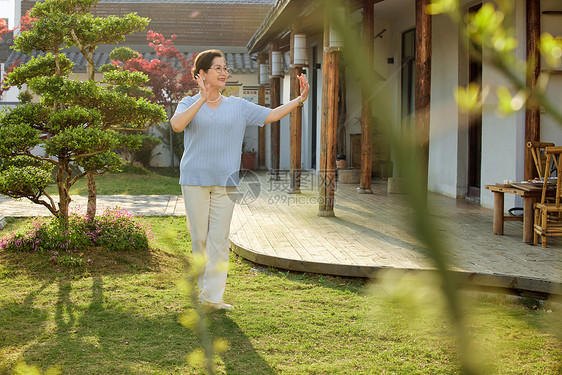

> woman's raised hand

[
  {"left": 196, "top": 75, "right": 209, "bottom": 102},
  {"left": 298, "top": 74, "right": 310, "bottom": 101}
]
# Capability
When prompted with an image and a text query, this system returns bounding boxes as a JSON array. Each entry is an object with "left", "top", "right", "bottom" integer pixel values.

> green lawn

[
  {"left": 44, "top": 168, "right": 182, "bottom": 196},
  {"left": 0, "top": 217, "right": 560, "bottom": 374}
]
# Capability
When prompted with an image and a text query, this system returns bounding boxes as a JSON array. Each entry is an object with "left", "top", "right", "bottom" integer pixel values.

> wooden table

[{"left": 485, "top": 183, "right": 553, "bottom": 243}]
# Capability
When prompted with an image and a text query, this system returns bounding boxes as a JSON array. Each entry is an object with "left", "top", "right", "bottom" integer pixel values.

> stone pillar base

[
  {"left": 317, "top": 210, "right": 336, "bottom": 217},
  {"left": 388, "top": 177, "right": 405, "bottom": 194},
  {"left": 338, "top": 168, "right": 360, "bottom": 184}
]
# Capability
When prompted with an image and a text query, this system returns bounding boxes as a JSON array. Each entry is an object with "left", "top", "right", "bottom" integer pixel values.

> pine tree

[{"left": 0, "top": 0, "right": 166, "bottom": 224}]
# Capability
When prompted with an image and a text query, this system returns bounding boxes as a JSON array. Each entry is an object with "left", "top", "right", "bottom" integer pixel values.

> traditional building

[{"left": 247, "top": 0, "right": 562, "bottom": 212}]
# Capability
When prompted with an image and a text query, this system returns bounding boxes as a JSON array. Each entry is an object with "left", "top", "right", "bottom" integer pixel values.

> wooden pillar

[
  {"left": 415, "top": 0, "right": 432, "bottom": 198},
  {"left": 290, "top": 65, "right": 303, "bottom": 193},
  {"left": 359, "top": 0, "right": 375, "bottom": 194},
  {"left": 319, "top": 17, "right": 339, "bottom": 217},
  {"left": 525, "top": 0, "right": 541, "bottom": 180},
  {"left": 290, "top": 26, "right": 303, "bottom": 193},
  {"left": 258, "top": 53, "right": 267, "bottom": 170},
  {"left": 270, "top": 42, "right": 281, "bottom": 180}
]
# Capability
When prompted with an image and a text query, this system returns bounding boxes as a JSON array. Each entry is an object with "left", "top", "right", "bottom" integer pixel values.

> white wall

[
  {"left": 479, "top": 0, "right": 527, "bottom": 209},
  {"left": 0, "top": 80, "right": 21, "bottom": 102},
  {"left": 428, "top": 13, "right": 461, "bottom": 198},
  {"left": 381, "top": 2, "right": 414, "bottom": 178},
  {"left": 0, "top": 0, "right": 16, "bottom": 29},
  {"left": 279, "top": 74, "right": 291, "bottom": 169}
]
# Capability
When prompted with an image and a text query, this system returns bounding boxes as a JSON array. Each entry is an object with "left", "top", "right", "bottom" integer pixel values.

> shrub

[
  {"left": 120, "top": 161, "right": 151, "bottom": 175},
  {"left": 0, "top": 207, "right": 154, "bottom": 266},
  {"left": 87, "top": 207, "right": 153, "bottom": 252}
]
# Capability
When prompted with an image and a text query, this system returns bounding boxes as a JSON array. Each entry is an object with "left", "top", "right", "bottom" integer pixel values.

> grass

[
  {"left": 0, "top": 217, "right": 560, "bottom": 374},
  {"left": 44, "top": 167, "right": 182, "bottom": 196}
]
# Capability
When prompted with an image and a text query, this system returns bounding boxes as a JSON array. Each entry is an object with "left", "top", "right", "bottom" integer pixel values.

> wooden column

[
  {"left": 319, "top": 17, "right": 339, "bottom": 217},
  {"left": 270, "top": 42, "right": 281, "bottom": 180},
  {"left": 359, "top": 0, "right": 375, "bottom": 194},
  {"left": 289, "top": 26, "right": 303, "bottom": 194},
  {"left": 415, "top": 0, "right": 432, "bottom": 198},
  {"left": 290, "top": 65, "right": 303, "bottom": 193},
  {"left": 525, "top": 0, "right": 541, "bottom": 180},
  {"left": 258, "top": 53, "right": 267, "bottom": 170}
]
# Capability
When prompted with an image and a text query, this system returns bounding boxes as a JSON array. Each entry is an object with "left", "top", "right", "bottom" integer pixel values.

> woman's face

[{"left": 200, "top": 56, "right": 229, "bottom": 89}]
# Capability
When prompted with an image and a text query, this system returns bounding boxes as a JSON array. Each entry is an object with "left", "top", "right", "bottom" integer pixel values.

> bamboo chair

[
  {"left": 533, "top": 146, "right": 562, "bottom": 248},
  {"left": 527, "top": 141, "right": 555, "bottom": 179}
]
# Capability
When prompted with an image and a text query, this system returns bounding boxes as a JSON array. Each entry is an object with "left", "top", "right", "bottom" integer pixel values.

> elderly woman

[{"left": 171, "top": 49, "right": 309, "bottom": 309}]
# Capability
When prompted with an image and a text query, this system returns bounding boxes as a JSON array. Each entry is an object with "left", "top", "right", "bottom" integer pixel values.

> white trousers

[{"left": 181, "top": 185, "right": 236, "bottom": 303}]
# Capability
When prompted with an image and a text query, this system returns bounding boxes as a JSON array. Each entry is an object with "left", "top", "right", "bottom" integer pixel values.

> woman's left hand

[{"left": 297, "top": 74, "right": 310, "bottom": 102}]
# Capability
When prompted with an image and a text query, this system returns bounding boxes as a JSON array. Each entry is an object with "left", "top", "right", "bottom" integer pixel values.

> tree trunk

[
  {"left": 56, "top": 160, "right": 72, "bottom": 226},
  {"left": 86, "top": 171, "right": 97, "bottom": 222},
  {"left": 84, "top": 45, "right": 98, "bottom": 221}
]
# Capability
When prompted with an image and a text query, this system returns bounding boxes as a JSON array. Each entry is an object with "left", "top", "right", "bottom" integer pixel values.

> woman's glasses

[{"left": 210, "top": 65, "right": 233, "bottom": 75}]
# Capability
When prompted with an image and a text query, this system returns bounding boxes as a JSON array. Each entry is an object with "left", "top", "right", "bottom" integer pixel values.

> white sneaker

[{"left": 200, "top": 300, "right": 234, "bottom": 310}]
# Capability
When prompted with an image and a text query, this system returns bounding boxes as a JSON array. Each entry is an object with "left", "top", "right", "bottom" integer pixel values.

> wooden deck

[{"left": 229, "top": 171, "right": 562, "bottom": 295}]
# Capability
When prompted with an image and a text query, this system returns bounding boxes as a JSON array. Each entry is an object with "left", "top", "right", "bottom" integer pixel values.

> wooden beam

[
  {"left": 319, "top": 15, "right": 339, "bottom": 216},
  {"left": 359, "top": 0, "right": 375, "bottom": 194},
  {"left": 270, "top": 42, "right": 281, "bottom": 180},
  {"left": 258, "top": 54, "right": 267, "bottom": 170},
  {"left": 289, "top": 25, "right": 303, "bottom": 193},
  {"left": 415, "top": 0, "right": 432, "bottom": 198},
  {"left": 525, "top": 0, "right": 541, "bottom": 180}
]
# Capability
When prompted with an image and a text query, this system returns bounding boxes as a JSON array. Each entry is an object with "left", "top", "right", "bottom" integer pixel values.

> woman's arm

[
  {"left": 264, "top": 74, "right": 310, "bottom": 124},
  {"left": 170, "top": 75, "right": 209, "bottom": 132},
  {"left": 264, "top": 96, "right": 305, "bottom": 124},
  {"left": 170, "top": 96, "right": 206, "bottom": 132}
]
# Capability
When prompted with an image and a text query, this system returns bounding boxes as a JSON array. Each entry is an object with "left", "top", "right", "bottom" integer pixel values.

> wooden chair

[
  {"left": 527, "top": 141, "right": 555, "bottom": 179},
  {"left": 533, "top": 146, "right": 562, "bottom": 247}
]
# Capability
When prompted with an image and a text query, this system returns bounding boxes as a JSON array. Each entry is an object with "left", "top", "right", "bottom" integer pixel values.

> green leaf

[
  {"left": 103, "top": 70, "right": 149, "bottom": 87},
  {"left": 426, "top": 0, "right": 457, "bottom": 15},
  {"left": 495, "top": 87, "right": 526, "bottom": 117},
  {"left": 45, "top": 127, "right": 121, "bottom": 156},
  {"left": 0, "top": 164, "right": 52, "bottom": 199},
  {"left": 540, "top": 33, "right": 562, "bottom": 68},
  {"left": 5, "top": 53, "right": 74, "bottom": 88},
  {"left": 109, "top": 46, "right": 140, "bottom": 62},
  {"left": 454, "top": 83, "right": 481, "bottom": 112}
]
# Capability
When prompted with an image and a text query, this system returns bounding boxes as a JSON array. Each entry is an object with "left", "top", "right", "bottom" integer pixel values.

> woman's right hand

[{"left": 196, "top": 75, "right": 209, "bottom": 102}]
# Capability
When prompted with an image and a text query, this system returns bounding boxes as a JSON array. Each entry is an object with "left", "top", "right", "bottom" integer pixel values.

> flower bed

[{"left": 0, "top": 207, "right": 154, "bottom": 267}]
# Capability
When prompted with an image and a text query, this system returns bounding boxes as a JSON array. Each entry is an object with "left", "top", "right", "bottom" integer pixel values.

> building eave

[
  {"left": 247, "top": 0, "right": 368, "bottom": 54},
  {"left": 246, "top": 0, "right": 292, "bottom": 54}
]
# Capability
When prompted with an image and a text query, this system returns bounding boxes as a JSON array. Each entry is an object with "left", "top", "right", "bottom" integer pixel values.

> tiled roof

[
  {"left": 99, "top": 0, "right": 274, "bottom": 3},
  {"left": 5, "top": 47, "right": 261, "bottom": 74},
  {"left": 22, "top": 0, "right": 275, "bottom": 47}
]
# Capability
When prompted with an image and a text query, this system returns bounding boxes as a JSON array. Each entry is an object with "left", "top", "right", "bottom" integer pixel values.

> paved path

[{"left": 1, "top": 172, "right": 560, "bottom": 296}]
